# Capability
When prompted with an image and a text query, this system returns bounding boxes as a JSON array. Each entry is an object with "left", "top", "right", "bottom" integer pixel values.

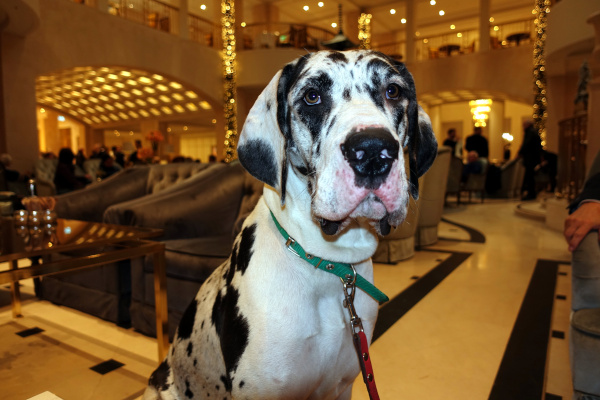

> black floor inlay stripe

[
  {"left": 372, "top": 251, "right": 471, "bottom": 342},
  {"left": 552, "top": 330, "right": 565, "bottom": 339},
  {"left": 440, "top": 217, "right": 486, "bottom": 243},
  {"left": 546, "top": 393, "right": 562, "bottom": 400},
  {"left": 488, "top": 259, "right": 559, "bottom": 400},
  {"left": 16, "top": 327, "right": 44, "bottom": 337},
  {"left": 90, "top": 359, "right": 125, "bottom": 375}
]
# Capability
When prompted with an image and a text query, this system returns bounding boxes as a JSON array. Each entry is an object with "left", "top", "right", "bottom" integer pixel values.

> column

[
  {"left": 586, "top": 11, "right": 600, "bottom": 172},
  {"left": 488, "top": 100, "right": 505, "bottom": 162},
  {"left": 406, "top": 0, "right": 416, "bottom": 63},
  {"left": 344, "top": 10, "right": 360, "bottom": 44},
  {"left": 479, "top": 0, "right": 490, "bottom": 52},
  {"left": 179, "top": 0, "right": 189, "bottom": 39}
]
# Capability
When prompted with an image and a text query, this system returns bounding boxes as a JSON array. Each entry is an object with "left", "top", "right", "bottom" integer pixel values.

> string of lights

[
  {"left": 358, "top": 13, "right": 372, "bottom": 50},
  {"left": 222, "top": 0, "right": 237, "bottom": 162},
  {"left": 533, "top": 0, "right": 550, "bottom": 148}
]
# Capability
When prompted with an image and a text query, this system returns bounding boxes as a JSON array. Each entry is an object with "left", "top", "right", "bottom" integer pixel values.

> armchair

[
  {"left": 104, "top": 162, "right": 264, "bottom": 339},
  {"left": 445, "top": 154, "right": 463, "bottom": 205},
  {"left": 40, "top": 162, "right": 217, "bottom": 325},
  {"left": 416, "top": 147, "right": 451, "bottom": 246},
  {"left": 461, "top": 157, "right": 489, "bottom": 203}
]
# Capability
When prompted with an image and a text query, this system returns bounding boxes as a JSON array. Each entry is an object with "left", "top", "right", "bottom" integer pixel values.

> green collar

[{"left": 269, "top": 211, "right": 389, "bottom": 305}]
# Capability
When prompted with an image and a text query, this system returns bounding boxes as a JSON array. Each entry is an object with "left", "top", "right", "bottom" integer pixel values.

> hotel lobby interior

[{"left": 1, "top": 0, "right": 600, "bottom": 399}]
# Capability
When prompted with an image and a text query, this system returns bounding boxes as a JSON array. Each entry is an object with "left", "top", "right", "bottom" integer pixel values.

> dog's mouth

[{"left": 317, "top": 194, "right": 402, "bottom": 236}]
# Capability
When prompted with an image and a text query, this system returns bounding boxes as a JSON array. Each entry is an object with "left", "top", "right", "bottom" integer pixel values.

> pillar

[
  {"left": 344, "top": 10, "right": 360, "bottom": 44},
  {"left": 479, "top": 0, "right": 491, "bottom": 52},
  {"left": 488, "top": 100, "right": 505, "bottom": 162},
  {"left": 179, "top": 0, "right": 189, "bottom": 39}
]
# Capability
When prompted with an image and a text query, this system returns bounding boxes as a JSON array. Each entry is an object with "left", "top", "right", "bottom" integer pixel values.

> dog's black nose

[{"left": 341, "top": 128, "right": 399, "bottom": 189}]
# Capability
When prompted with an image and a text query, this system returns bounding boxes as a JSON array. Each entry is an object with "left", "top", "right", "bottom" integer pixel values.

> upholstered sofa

[
  {"left": 34, "top": 157, "right": 112, "bottom": 196},
  {"left": 570, "top": 151, "right": 600, "bottom": 400},
  {"left": 40, "top": 162, "right": 217, "bottom": 325},
  {"left": 492, "top": 158, "right": 525, "bottom": 199},
  {"left": 103, "top": 161, "right": 263, "bottom": 339},
  {"left": 445, "top": 153, "right": 463, "bottom": 205}
]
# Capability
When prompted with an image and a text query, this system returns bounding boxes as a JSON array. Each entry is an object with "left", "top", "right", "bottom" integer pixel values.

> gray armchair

[
  {"left": 445, "top": 154, "right": 463, "bottom": 205},
  {"left": 40, "top": 162, "right": 217, "bottom": 325},
  {"left": 462, "top": 157, "right": 489, "bottom": 203},
  {"left": 494, "top": 158, "right": 525, "bottom": 199},
  {"left": 416, "top": 147, "right": 451, "bottom": 246},
  {"left": 103, "top": 162, "right": 264, "bottom": 339}
]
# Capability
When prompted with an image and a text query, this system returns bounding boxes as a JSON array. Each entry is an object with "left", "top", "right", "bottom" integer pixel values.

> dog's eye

[
  {"left": 304, "top": 90, "right": 321, "bottom": 105},
  {"left": 386, "top": 84, "right": 400, "bottom": 100}
]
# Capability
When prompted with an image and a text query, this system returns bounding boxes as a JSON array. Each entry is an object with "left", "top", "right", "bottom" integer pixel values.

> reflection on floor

[{"left": 0, "top": 200, "right": 572, "bottom": 400}]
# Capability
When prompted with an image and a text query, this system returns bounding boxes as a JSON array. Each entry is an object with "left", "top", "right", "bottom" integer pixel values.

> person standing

[
  {"left": 443, "top": 128, "right": 463, "bottom": 158},
  {"left": 465, "top": 126, "right": 489, "bottom": 159},
  {"left": 517, "top": 121, "right": 542, "bottom": 200}
]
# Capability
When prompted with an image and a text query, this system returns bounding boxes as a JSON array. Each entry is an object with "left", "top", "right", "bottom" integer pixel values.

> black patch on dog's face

[
  {"left": 237, "top": 224, "right": 256, "bottom": 275},
  {"left": 148, "top": 360, "right": 171, "bottom": 392},
  {"left": 186, "top": 342, "right": 193, "bottom": 357},
  {"left": 294, "top": 72, "right": 334, "bottom": 141},
  {"left": 238, "top": 139, "right": 277, "bottom": 188},
  {"left": 177, "top": 298, "right": 198, "bottom": 340}
]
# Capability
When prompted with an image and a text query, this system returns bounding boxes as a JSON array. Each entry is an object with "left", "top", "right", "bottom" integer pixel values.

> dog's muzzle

[{"left": 341, "top": 128, "right": 399, "bottom": 190}]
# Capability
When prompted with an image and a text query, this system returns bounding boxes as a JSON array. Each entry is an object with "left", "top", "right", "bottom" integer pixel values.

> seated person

[
  {"left": 98, "top": 152, "right": 120, "bottom": 180},
  {"left": 0, "top": 153, "right": 29, "bottom": 183},
  {"left": 54, "top": 148, "right": 91, "bottom": 194},
  {"left": 461, "top": 151, "right": 483, "bottom": 183}
]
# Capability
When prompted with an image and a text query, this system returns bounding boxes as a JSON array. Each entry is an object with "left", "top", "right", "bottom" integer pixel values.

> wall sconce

[{"left": 469, "top": 99, "right": 492, "bottom": 127}]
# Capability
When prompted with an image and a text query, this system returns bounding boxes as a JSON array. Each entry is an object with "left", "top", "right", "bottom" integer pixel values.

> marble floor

[{"left": 0, "top": 199, "right": 573, "bottom": 400}]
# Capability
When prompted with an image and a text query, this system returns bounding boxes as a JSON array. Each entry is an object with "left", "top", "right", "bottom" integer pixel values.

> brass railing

[
  {"left": 558, "top": 114, "right": 588, "bottom": 200},
  {"left": 188, "top": 14, "right": 216, "bottom": 46},
  {"left": 239, "top": 22, "right": 336, "bottom": 51},
  {"left": 107, "top": 0, "right": 179, "bottom": 35}
]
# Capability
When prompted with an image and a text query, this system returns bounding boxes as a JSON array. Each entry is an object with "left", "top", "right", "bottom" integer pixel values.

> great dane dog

[{"left": 144, "top": 50, "right": 437, "bottom": 400}]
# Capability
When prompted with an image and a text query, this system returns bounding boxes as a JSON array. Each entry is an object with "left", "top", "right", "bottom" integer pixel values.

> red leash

[{"left": 341, "top": 266, "right": 381, "bottom": 400}]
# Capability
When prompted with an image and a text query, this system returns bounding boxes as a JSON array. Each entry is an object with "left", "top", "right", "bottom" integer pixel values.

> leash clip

[{"left": 341, "top": 265, "right": 364, "bottom": 334}]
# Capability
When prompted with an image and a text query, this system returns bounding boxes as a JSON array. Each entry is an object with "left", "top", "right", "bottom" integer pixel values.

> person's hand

[{"left": 564, "top": 202, "right": 600, "bottom": 251}]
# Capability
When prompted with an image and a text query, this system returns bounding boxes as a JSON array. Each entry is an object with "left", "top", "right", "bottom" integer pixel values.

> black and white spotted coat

[{"left": 144, "top": 50, "right": 437, "bottom": 400}]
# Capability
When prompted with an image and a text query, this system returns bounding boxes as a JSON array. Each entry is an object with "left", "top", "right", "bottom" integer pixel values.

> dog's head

[{"left": 238, "top": 50, "right": 437, "bottom": 236}]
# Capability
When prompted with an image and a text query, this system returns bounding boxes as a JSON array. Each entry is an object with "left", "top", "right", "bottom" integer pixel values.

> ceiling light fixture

[
  {"left": 439, "top": 10, "right": 445, "bottom": 16},
  {"left": 303, "top": 5, "right": 309, "bottom": 11},
  {"left": 318, "top": 1, "right": 324, "bottom": 6},
  {"left": 390, "top": 9, "right": 396, "bottom": 15},
  {"left": 200, "top": 4, "right": 206, "bottom": 10},
  {"left": 489, "top": 17, "right": 494, "bottom": 22},
  {"left": 401, "top": 18, "right": 406, "bottom": 24},
  {"left": 450, "top": 24, "right": 455, "bottom": 29},
  {"left": 430, "top": 0, "right": 436, "bottom": 4},
  {"left": 331, "top": 22, "right": 337, "bottom": 28}
]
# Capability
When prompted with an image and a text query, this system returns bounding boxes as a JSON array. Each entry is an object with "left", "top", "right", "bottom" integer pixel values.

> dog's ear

[
  {"left": 238, "top": 56, "right": 310, "bottom": 204},
  {"left": 406, "top": 103, "right": 437, "bottom": 200},
  {"left": 383, "top": 55, "right": 437, "bottom": 200}
]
